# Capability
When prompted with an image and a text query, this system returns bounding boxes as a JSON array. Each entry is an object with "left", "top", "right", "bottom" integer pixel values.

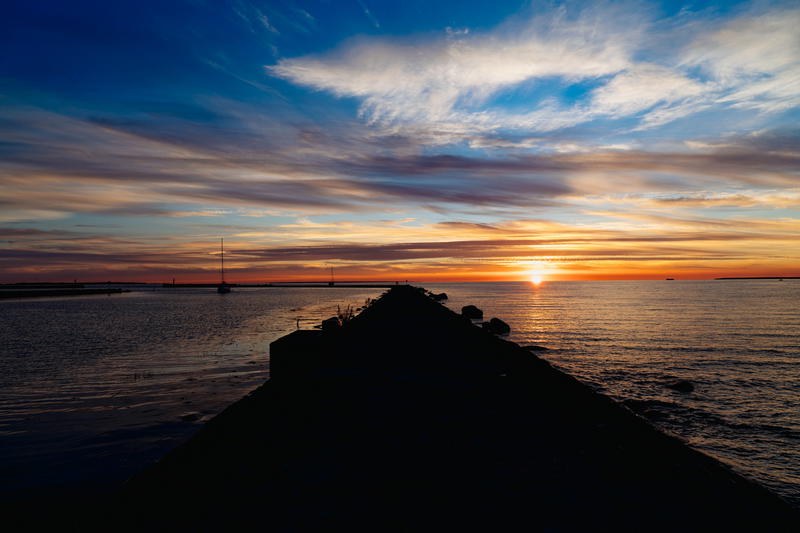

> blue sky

[{"left": 1, "top": 1, "right": 798, "bottom": 281}]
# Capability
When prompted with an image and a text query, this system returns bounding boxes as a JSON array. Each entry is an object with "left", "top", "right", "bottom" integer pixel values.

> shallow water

[
  {"left": 0, "top": 286, "right": 381, "bottom": 497},
  {"left": 429, "top": 280, "right": 800, "bottom": 507}
]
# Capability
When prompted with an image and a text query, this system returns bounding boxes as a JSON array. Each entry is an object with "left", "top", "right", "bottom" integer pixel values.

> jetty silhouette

[{"left": 111, "top": 285, "right": 799, "bottom": 531}]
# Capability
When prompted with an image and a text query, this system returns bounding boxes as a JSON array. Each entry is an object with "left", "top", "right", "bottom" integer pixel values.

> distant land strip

[
  {"left": 715, "top": 277, "right": 800, "bottom": 280},
  {"left": 0, "top": 288, "right": 128, "bottom": 299},
  {"left": 161, "top": 283, "right": 404, "bottom": 288}
]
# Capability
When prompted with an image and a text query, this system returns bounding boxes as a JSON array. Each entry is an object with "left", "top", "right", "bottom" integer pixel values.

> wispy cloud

[
  {"left": 356, "top": 0, "right": 380, "bottom": 29},
  {"left": 682, "top": 7, "right": 800, "bottom": 114},
  {"left": 2, "top": 101, "right": 798, "bottom": 224},
  {"left": 269, "top": 2, "right": 638, "bottom": 135},
  {"left": 269, "top": 3, "right": 799, "bottom": 137}
]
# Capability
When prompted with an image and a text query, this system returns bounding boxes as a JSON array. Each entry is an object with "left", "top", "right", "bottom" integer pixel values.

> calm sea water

[
  {"left": 427, "top": 280, "right": 800, "bottom": 507},
  {"left": 1, "top": 281, "right": 798, "bottom": 507},
  {"left": 0, "top": 286, "right": 382, "bottom": 498}
]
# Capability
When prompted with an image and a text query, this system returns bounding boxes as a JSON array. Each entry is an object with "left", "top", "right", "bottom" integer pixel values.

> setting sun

[{"left": 524, "top": 260, "right": 550, "bottom": 285}]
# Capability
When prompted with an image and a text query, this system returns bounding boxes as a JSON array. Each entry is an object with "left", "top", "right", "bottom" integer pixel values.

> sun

[{"left": 522, "top": 261, "right": 553, "bottom": 285}]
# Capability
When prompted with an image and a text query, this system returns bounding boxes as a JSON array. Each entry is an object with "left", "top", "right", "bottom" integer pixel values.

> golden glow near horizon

[
  {"left": 3, "top": 215, "right": 799, "bottom": 283},
  {"left": 524, "top": 260, "right": 553, "bottom": 285}
]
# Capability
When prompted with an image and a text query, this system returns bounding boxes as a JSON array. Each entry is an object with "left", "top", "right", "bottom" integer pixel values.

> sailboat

[{"left": 217, "top": 237, "right": 231, "bottom": 294}]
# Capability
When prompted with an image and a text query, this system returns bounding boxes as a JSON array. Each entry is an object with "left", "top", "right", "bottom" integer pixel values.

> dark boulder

[
  {"left": 461, "top": 305, "right": 483, "bottom": 319},
  {"left": 320, "top": 316, "right": 341, "bottom": 331},
  {"left": 667, "top": 380, "right": 695, "bottom": 393},
  {"left": 523, "top": 345, "right": 549, "bottom": 352},
  {"left": 431, "top": 292, "right": 448, "bottom": 302},
  {"left": 483, "top": 317, "right": 510, "bottom": 335}
]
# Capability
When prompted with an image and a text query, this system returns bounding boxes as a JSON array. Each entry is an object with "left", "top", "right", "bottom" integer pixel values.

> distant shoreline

[
  {"left": 715, "top": 277, "right": 799, "bottom": 280},
  {"left": 161, "top": 283, "right": 404, "bottom": 288},
  {"left": 0, "top": 288, "right": 128, "bottom": 299}
]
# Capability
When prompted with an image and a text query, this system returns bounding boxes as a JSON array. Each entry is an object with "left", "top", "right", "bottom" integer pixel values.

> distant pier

[{"left": 0, "top": 288, "right": 128, "bottom": 299}]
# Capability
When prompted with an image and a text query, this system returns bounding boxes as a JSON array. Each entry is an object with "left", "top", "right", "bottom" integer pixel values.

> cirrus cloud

[{"left": 269, "top": 2, "right": 799, "bottom": 138}]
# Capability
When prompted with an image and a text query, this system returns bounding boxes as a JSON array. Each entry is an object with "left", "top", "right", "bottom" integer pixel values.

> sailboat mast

[
  {"left": 220, "top": 237, "right": 225, "bottom": 284},
  {"left": 216, "top": 238, "right": 231, "bottom": 293}
]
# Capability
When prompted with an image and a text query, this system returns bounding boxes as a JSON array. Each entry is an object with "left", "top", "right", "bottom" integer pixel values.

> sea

[{"left": 1, "top": 281, "right": 798, "bottom": 507}]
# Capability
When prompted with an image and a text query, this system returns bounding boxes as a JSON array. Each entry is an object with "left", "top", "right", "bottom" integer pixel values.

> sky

[{"left": 1, "top": 0, "right": 798, "bottom": 282}]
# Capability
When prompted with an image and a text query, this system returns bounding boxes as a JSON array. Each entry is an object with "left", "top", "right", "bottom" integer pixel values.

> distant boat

[
  {"left": 217, "top": 238, "right": 231, "bottom": 294},
  {"left": 666, "top": 278, "right": 675, "bottom": 280}
]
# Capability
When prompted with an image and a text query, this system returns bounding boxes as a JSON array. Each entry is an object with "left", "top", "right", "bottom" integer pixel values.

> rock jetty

[{"left": 114, "top": 285, "right": 798, "bottom": 531}]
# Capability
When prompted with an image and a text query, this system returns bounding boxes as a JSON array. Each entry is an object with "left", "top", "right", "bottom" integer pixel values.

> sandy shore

[{"left": 21, "top": 285, "right": 800, "bottom": 531}]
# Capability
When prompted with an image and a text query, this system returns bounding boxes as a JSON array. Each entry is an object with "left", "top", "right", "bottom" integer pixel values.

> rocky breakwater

[{"left": 115, "top": 285, "right": 798, "bottom": 532}]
